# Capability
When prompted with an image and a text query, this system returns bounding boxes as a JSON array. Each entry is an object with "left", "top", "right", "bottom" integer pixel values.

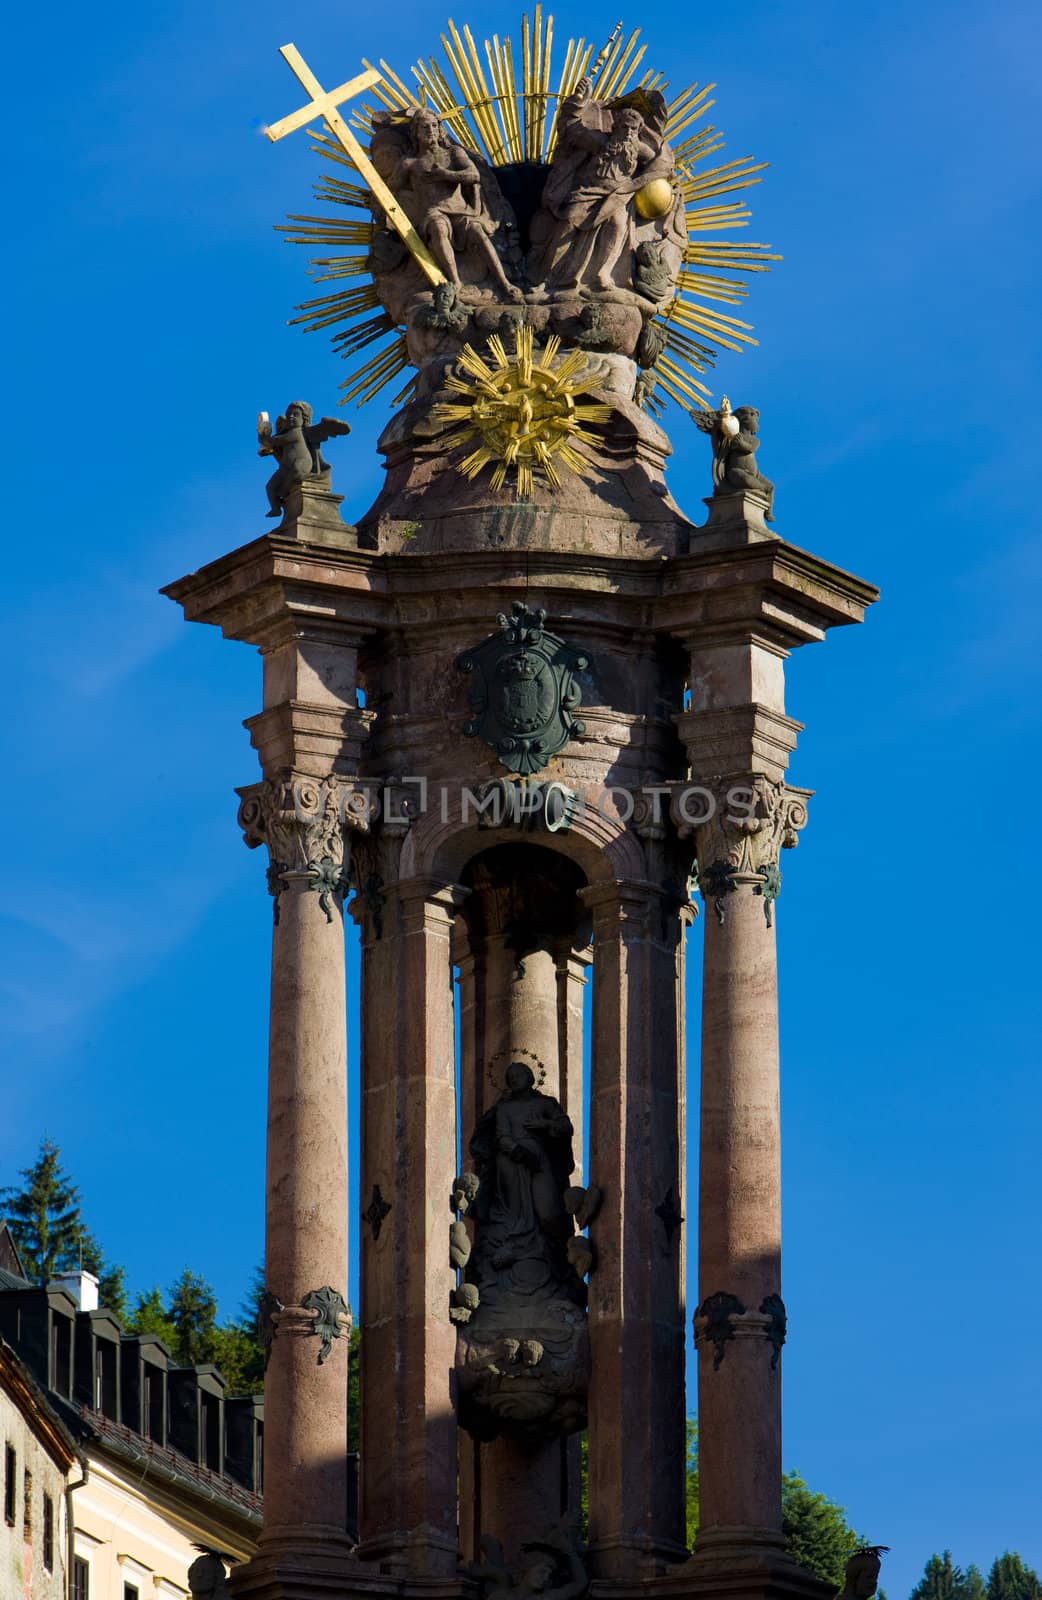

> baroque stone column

[
  {"left": 236, "top": 772, "right": 367, "bottom": 1565},
  {"left": 353, "top": 866, "right": 466, "bottom": 1578},
  {"left": 583, "top": 880, "right": 689, "bottom": 1580},
  {"left": 686, "top": 775, "right": 808, "bottom": 1563}
]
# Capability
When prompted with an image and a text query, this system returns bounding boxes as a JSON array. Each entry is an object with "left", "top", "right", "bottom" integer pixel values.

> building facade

[{"left": 0, "top": 1240, "right": 263, "bottom": 1599}]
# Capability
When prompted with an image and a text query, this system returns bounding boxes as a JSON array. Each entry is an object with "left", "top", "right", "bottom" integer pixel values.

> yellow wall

[{"left": 72, "top": 1451, "right": 257, "bottom": 1600}]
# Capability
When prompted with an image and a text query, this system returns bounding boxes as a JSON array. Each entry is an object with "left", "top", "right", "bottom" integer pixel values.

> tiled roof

[
  {"left": 53, "top": 1397, "right": 263, "bottom": 1525},
  {"left": 0, "top": 1267, "right": 33, "bottom": 1291}
]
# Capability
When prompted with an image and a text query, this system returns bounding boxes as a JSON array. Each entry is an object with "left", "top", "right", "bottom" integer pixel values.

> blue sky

[{"left": 4, "top": 0, "right": 1041, "bottom": 1590}]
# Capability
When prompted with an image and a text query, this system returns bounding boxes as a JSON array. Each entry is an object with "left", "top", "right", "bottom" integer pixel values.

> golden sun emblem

[{"left": 431, "top": 326, "right": 613, "bottom": 497}]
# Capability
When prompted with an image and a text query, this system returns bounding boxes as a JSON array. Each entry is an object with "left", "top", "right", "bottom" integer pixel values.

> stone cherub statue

[
  {"left": 187, "top": 1550, "right": 232, "bottom": 1599},
  {"left": 695, "top": 397, "right": 775, "bottom": 521},
  {"left": 257, "top": 401, "right": 350, "bottom": 518},
  {"left": 466, "top": 1522, "right": 588, "bottom": 1600},
  {"left": 836, "top": 1547, "right": 889, "bottom": 1600}
]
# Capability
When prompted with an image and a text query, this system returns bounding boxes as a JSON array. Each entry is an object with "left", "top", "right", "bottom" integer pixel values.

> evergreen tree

[
  {"left": 0, "top": 1139, "right": 85, "bottom": 1283},
  {"left": 987, "top": 1554, "right": 1042, "bottom": 1600},
  {"left": 211, "top": 1322, "right": 265, "bottom": 1394},
  {"left": 168, "top": 1269, "right": 218, "bottom": 1366},
  {"left": 127, "top": 1287, "right": 178, "bottom": 1348},
  {"left": 963, "top": 1567, "right": 988, "bottom": 1600},
  {"left": 911, "top": 1552, "right": 966, "bottom": 1600},
  {"left": 782, "top": 1471, "right": 862, "bottom": 1591}
]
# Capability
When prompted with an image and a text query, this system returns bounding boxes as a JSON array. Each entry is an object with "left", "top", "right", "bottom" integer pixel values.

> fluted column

[
  {"left": 236, "top": 772, "right": 366, "bottom": 1555},
  {"left": 355, "top": 871, "right": 466, "bottom": 1577},
  {"left": 686, "top": 775, "right": 807, "bottom": 1564},
  {"left": 583, "top": 881, "right": 688, "bottom": 1580}
]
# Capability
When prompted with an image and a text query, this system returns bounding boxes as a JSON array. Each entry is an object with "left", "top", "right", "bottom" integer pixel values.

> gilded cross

[{"left": 265, "top": 43, "right": 446, "bottom": 287}]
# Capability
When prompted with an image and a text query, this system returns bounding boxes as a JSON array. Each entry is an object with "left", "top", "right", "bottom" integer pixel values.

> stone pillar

[
  {"left": 681, "top": 762, "right": 809, "bottom": 1571},
  {"left": 235, "top": 772, "right": 364, "bottom": 1566},
  {"left": 356, "top": 872, "right": 465, "bottom": 1578},
  {"left": 583, "top": 881, "right": 688, "bottom": 1580},
  {"left": 555, "top": 942, "right": 593, "bottom": 1182}
]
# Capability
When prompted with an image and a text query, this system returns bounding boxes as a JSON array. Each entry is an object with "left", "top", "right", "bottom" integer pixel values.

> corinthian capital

[
  {"left": 236, "top": 773, "right": 370, "bottom": 922},
  {"left": 673, "top": 777, "right": 810, "bottom": 926}
]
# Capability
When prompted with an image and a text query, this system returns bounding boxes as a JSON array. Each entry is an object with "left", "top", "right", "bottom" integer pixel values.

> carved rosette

[
  {"left": 675, "top": 778, "right": 809, "bottom": 926},
  {"left": 236, "top": 773, "right": 370, "bottom": 922}
]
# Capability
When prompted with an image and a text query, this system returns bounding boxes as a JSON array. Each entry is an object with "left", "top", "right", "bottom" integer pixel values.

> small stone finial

[
  {"left": 257, "top": 401, "right": 351, "bottom": 537},
  {"left": 837, "top": 1547, "right": 890, "bottom": 1600}
]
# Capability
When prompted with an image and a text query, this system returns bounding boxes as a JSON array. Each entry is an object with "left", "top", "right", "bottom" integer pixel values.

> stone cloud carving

[{"left": 453, "top": 1062, "right": 600, "bottom": 1441}]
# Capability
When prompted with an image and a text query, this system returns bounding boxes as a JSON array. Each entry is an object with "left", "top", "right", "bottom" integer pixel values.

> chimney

[{"left": 50, "top": 1270, "right": 100, "bottom": 1311}]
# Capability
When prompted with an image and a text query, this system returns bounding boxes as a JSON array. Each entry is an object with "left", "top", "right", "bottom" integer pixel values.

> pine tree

[
  {"left": 127, "top": 1287, "right": 178, "bottom": 1348},
  {"left": 348, "top": 1325, "right": 361, "bottom": 1453},
  {"left": 962, "top": 1567, "right": 988, "bottom": 1600},
  {"left": 782, "top": 1472, "right": 863, "bottom": 1591},
  {"left": 912, "top": 1552, "right": 965, "bottom": 1600},
  {"left": 0, "top": 1139, "right": 85, "bottom": 1284},
  {"left": 987, "top": 1554, "right": 1042, "bottom": 1600},
  {"left": 168, "top": 1269, "right": 218, "bottom": 1366}
]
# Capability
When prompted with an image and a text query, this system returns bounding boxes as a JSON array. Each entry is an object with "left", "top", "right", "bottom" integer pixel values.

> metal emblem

[{"left": 457, "top": 603, "right": 591, "bottom": 777}]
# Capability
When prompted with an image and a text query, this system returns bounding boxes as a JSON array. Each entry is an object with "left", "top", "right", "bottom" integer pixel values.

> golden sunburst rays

[
  {"left": 277, "top": 12, "right": 779, "bottom": 416},
  {"left": 430, "top": 325, "right": 613, "bottom": 498}
]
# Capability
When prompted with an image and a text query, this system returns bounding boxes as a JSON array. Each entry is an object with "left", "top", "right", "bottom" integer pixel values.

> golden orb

[{"left": 634, "top": 178, "right": 675, "bottom": 220}]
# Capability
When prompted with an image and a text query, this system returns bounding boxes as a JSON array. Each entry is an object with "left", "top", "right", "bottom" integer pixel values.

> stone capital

[
  {"left": 675, "top": 778, "right": 810, "bottom": 926},
  {"left": 237, "top": 772, "right": 370, "bottom": 921}
]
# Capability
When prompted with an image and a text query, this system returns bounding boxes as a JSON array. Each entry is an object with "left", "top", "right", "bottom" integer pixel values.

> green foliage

[
  {"left": 348, "top": 1325, "right": 361, "bottom": 1453},
  {"left": 0, "top": 1138, "right": 88, "bottom": 1284},
  {"left": 211, "top": 1321, "right": 265, "bottom": 1395},
  {"left": 127, "top": 1287, "right": 178, "bottom": 1347},
  {"left": 685, "top": 1417, "right": 699, "bottom": 1550},
  {"left": 168, "top": 1269, "right": 218, "bottom": 1365},
  {"left": 911, "top": 1552, "right": 981, "bottom": 1600},
  {"left": 964, "top": 1568, "right": 988, "bottom": 1600},
  {"left": 782, "top": 1471, "right": 862, "bottom": 1591},
  {"left": 986, "top": 1554, "right": 1042, "bottom": 1600}
]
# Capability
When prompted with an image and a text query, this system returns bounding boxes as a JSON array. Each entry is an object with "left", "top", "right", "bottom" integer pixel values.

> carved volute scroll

[
  {"left": 674, "top": 777, "right": 809, "bottom": 926},
  {"left": 236, "top": 772, "right": 370, "bottom": 921}
]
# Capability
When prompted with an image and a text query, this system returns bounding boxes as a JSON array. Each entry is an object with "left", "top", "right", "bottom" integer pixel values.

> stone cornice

[{"left": 163, "top": 532, "right": 877, "bottom": 654}]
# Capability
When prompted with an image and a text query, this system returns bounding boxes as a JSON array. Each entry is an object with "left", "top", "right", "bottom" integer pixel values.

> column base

[
  {"left": 230, "top": 1537, "right": 466, "bottom": 1600},
  {"left": 589, "top": 1532, "right": 833, "bottom": 1600}
]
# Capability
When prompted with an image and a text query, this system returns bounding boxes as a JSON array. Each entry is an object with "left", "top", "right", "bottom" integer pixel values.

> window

[
  {"left": 22, "top": 1467, "right": 32, "bottom": 1533},
  {"left": 51, "top": 1315, "right": 72, "bottom": 1396},
  {"left": 72, "top": 1557, "right": 90, "bottom": 1600},
  {"left": 3, "top": 1443, "right": 14, "bottom": 1525},
  {"left": 42, "top": 1494, "right": 54, "bottom": 1571},
  {"left": 124, "top": 1586, "right": 140, "bottom": 1600}
]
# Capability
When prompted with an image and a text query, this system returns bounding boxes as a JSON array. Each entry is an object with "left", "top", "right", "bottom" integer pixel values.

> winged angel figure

[{"left": 257, "top": 400, "right": 351, "bottom": 517}]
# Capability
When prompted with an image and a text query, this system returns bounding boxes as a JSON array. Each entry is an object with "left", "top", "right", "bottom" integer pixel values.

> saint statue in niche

[{"left": 468, "top": 1062, "right": 579, "bottom": 1290}]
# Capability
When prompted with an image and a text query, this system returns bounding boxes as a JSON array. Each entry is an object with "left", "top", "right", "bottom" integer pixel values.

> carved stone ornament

[
  {"left": 759, "top": 1293, "right": 787, "bottom": 1371},
  {"left": 454, "top": 1062, "right": 593, "bottom": 1441},
  {"left": 365, "top": 1184, "right": 392, "bottom": 1241},
  {"left": 457, "top": 603, "right": 591, "bottom": 777},
  {"left": 187, "top": 1551, "right": 233, "bottom": 1600},
  {"left": 237, "top": 773, "right": 369, "bottom": 922},
  {"left": 694, "top": 397, "right": 775, "bottom": 521},
  {"left": 838, "top": 1548, "right": 890, "bottom": 1600},
  {"left": 654, "top": 1187, "right": 684, "bottom": 1246},
  {"left": 257, "top": 400, "right": 350, "bottom": 519},
  {"left": 258, "top": 1290, "right": 284, "bottom": 1369},
  {"left": 472, "top": 777, "right": 580, "bottom": 834},
  {"left": 696, "top": 1290, "right": 747, "bottom": 1371},
  {"left": 465, "top": 1522, "right": 589, "bottom": 1600},
  {"left": 300, "top": 1285, "right": 351, "bottom": 1365},
  {"left": 679, "top": 778, "right": 809, "bottom": 926}
]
